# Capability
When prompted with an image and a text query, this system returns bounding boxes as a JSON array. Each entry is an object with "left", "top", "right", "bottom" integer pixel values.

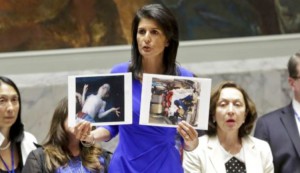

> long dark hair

[
  {"left": 129, "top": 3, "right": 179, "bottom": 79},
  {"left": 0, "top": 76, "right": 24, "bottom": 143}
]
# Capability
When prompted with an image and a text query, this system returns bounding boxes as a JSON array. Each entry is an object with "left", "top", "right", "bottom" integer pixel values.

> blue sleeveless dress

[{"left": 102, "top": 62, "right": 193, "bottom": 173}]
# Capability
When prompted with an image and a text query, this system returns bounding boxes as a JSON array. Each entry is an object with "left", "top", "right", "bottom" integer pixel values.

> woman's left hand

[{"left": 177, "top": 121, "right": 199, "bottom": 151}]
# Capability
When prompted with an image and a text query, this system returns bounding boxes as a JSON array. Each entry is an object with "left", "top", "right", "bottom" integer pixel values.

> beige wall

[
  {"left": 1, "top": 34, "right": 299, "bottom": 75},
  {"left": 0, "top": 34, "right": 299, "bottom": 151}
]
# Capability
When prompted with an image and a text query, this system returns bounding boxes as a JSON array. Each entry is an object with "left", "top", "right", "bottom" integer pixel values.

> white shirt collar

[{"left": 292, "top": 98, "right": 300, "bottom": 115}]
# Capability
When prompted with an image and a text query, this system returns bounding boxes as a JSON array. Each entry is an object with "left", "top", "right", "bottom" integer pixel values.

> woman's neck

[
  {"left": 142, "top": 57, "right": 165, "bottom": 74},
  {"left": 68, "top": 137, "right": 81, "bottom": 157},
  {"left": 217, "top": 131, "right": 242, "bottom": 155}
]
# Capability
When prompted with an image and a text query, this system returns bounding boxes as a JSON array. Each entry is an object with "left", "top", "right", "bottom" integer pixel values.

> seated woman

[
  {"left": 183, "top": 81, "right": 274, "bottom": 173},
  {"left": 0, "top": 76, "right": 37, "bottom": 172},
  {"left": 22, "top": 97, "right": 106, "bottom": 173}
]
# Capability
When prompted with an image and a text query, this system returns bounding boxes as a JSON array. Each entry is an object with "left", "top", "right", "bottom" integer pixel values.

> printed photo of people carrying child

[{"left": 140, "top": 74, "right": 211, "bottom": 129}]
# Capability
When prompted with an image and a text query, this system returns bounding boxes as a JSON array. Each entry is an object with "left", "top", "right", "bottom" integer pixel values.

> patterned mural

[{"left": 0, "top": 0, "right": 299, "bottom": 52}]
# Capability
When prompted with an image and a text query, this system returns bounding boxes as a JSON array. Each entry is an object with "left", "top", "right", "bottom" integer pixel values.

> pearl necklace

[{"left": 0, "top": 141, "right": 11, "bottom": 151}]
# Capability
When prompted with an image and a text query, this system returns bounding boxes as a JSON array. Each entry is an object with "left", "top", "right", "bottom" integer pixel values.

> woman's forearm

[{"left": 91, "top": 127, "right": 111, "bottom": 142}]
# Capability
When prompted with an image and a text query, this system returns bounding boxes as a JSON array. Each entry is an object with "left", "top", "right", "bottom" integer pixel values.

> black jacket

[
  {"left": 22, "top": 147, "right": 50, "bottom": 173},
  {"left": 254, "top": 103, "right": 300, "bottom": 173}
]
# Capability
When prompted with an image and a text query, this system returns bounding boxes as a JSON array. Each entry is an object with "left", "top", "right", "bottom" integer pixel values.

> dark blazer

[
  {"left": 22, "top": 147, "right": 48, "bottom": 173},
  {"left": 254, "top": 103, "right": 300, "bottom": 173}
]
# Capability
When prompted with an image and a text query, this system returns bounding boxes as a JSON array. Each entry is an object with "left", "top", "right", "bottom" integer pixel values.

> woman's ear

[{"left": 288, "top": 77, "right": 296, "bottom": 91}]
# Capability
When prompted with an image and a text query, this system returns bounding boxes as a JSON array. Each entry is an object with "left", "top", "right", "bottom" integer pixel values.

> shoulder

[
  {"left": 245, "top": 136, "right": 271, "bottom": 151},
  {"left": 243, "top": 136, "right": 273, "bottom": 167},
  {"left": 257, "top": 104, "right": 292, "bottom": 122},
  {"left": 87, "top": 94, "right": 97, "bottom": 99},
  {"left": 28, "top": 147, "right": 44, "bottom": 159},
  {"left": 20, "top": 132, "right": 38, "bottom": 162},
  {"left": 110, "top": 62, "right": 130, "bottom": 73},
  {"left": 23, "top": 147, "right": 46, "bottom": 173},
  {"left": 177, "top": 66, "right": 193, "bottom": 77}
]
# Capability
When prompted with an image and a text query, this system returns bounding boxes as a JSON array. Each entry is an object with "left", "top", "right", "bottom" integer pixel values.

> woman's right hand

[{"left": 74, "top": 119, "right": 92, "bottom": 141}]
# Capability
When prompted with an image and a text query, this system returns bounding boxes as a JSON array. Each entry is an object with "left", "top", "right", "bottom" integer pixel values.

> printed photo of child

[{"left": 68, "top": 73, "right": 132, "bottom": 126}]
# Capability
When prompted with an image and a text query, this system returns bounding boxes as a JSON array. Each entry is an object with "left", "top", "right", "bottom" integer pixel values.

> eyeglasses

[{"left": 292, "top": 76, "right": 300, "bottom": 80}]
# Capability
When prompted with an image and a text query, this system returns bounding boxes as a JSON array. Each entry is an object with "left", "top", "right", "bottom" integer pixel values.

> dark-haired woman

[
  {"left": 0, "top": 76, "right": 37, "bottom": 172},
  {"left": 75, "top": 3, "right": 198, "bottom": 173}
]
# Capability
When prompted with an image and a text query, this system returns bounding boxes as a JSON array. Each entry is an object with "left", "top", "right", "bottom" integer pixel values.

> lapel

[
  {"left": 280, "top": 104, "right": 300, "bottom": 157},
  {"left": 243, "top": 136, "right": 263, "bottom": 173},
  {"left": 207, "top": 136, "right": 227, "bottom": 173}
]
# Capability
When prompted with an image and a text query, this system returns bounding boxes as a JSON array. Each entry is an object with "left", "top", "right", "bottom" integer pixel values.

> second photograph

[{"left": 140, "top": 74, "right": 211, "bottom": 129}]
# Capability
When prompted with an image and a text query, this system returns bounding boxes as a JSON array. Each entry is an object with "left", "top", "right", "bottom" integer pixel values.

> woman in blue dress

[{"left": 76, "top": 4, "right": 199, "bottom": 173}]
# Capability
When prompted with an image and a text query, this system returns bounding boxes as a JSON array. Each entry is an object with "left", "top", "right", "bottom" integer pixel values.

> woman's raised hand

[
  {"left": 177, "top": 121, "right": 199, "bottom": 151},
  {"left": 74, "top": 119, "right": 92, "bottom": 141}
]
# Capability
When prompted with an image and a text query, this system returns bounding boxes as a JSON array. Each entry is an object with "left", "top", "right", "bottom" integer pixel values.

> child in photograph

[{"left": 77, "top": 83, "right": 120, "bottom": 122}]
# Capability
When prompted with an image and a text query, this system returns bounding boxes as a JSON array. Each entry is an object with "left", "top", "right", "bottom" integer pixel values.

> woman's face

[
  {"left": 0, "top": 83, "right": 19, "bottom": 129},
  {"left": 214, "top": 87, "right": 246, "bottom": 134},
  {"left": 137, "top": 18, "right": 169, "bottom": 60}
]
